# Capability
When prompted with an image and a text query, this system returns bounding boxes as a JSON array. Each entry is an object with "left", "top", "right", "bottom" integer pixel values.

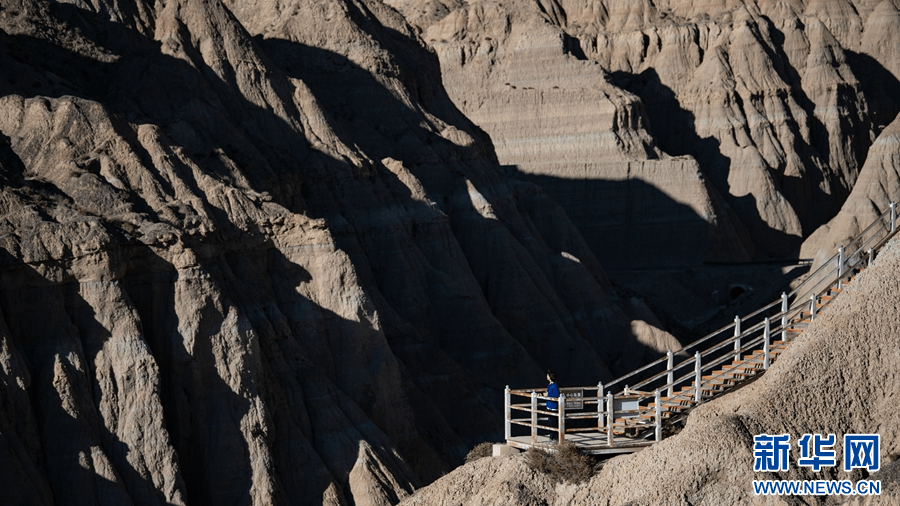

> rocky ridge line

[
  {"left": 0, "top": 0, "right": 681, "bottom": 504},
  {"left": 388, "top": 0, "right": 900, "bottom": 267}
]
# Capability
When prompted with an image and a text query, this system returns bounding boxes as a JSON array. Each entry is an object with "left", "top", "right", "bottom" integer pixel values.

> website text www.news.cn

[{"left": 752, "top": 433, "right": 881, "bottom": 496}]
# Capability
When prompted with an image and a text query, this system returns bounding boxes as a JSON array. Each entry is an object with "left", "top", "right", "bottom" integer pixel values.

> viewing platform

[
  {"left": 504, "top": 384, "right": 656, "bottom": 455},
  {"left": 504, "top": 203, "right": 900, "bottom": 456}
]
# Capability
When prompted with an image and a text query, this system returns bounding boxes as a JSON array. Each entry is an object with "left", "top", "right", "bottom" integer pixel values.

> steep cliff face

[
  {"left": 0, "top": 0, "right": 676, "bottom": 505},
  {"left": 799, "top": 1, "right": 900, "bottom": 267},
  {"left": 390, "top": 0, "right": 900, "bottom": 264},
  {"left": 801, "top": 113, "right": 900, "bottom": 268},
  {"left": 398, "top": 0, "right": 755, "bottom": 269}
]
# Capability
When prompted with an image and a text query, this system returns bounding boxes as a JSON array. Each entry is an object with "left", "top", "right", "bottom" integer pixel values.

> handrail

[
  {"left": 615, "top": 258, "right": 833, "bottom": 396},
  {"left": 602, "top": 354, "right": 671, "bottom": 389},
  {"left": 789, "top": 205, "right": 892, "bottom": 299},
  {"left": 851, "top": 231, "right": 882, "bottom": 258},
  {"left": 738, "top": 298, "right": 783, "bottom": 324},
  {"left": 504, "top": 203, "right": 898, "bottom": 450},
  {"left": 851, "top": 207, "right": 892, "bottom": 244},
  {"left": 788, "top": 250, "right": 841, "bottom": 299}
]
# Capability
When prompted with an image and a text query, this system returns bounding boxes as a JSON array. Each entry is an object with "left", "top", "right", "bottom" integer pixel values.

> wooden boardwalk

[
  {"left": 507, "top": 434, "right": 652, "bottom": 455},
  {"left": 504, "top": 203, "right": 900, "bottom": 457}
]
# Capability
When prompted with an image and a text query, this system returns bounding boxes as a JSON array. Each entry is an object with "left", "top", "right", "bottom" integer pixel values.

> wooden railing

[
  {"left": 504, "top": 203, "right": 899, "bottom": 448},
  {"left": 504, "top": 385, "right": 649, "bottom": 446}
]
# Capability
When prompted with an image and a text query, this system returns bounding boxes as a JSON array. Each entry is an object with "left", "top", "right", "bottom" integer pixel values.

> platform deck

[{"left": 507, "top": 433, "right": 653, "bottom": 455}]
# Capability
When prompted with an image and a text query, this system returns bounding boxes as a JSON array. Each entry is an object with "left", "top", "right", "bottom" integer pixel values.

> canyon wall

[
  {"left": 390, "top": 0, "right": 900, "bottom": 266},
  {"left": 4, "top": 0, "right": 899, "bottom": 504},
  {"left": 0, "top": 0, "right": 678, "bottom": 504},
  {"left": 802, "top": 108, "right": 900, "bottom": 268}
]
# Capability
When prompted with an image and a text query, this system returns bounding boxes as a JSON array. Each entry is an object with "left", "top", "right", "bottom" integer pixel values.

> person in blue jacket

[{"left": 546, "top": 369, "right": 559, "bottom": 411}]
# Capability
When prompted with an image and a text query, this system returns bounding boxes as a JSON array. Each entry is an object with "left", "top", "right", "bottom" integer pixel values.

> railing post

[
  {"left": 558, "top": 393, "right": 566, "bottom": 442},
  {"left": 781, "top": 292, "right": 788, "bottom": 342},
  {"left": 666, "top": 350, "right": 674, "bottom": 398},
  {"left": 838, "top": 245, "right": 845, "bottom": 279},
  {"left": 891, "top": 202, "right": 897, "bottom": 233},
  {"left": 763, "top": 317, "right": 771, "bottom": 370},
  {"left": 504, "top": 385, "right": 511, "bottom": 440},
  {"left": 733, "top": 316, "right": 741, "bottom": 362},
  {"left": 654, "top": 389, "right": 662, "bottom": 442},
  {"left": 607, "top": 392, "right": 614, "bottom": 447},
  {"left": 868, "top": 248, "right": 874, "bottom": 268},
  {"left": 694, "top": 351, "right": 702, "bottom": 403},
  {"left": 530, "top": 390, "right": 537, "bottom": 444},
  {"left": 597, "top": 383, "right": 604, "bottom": 430},
  {"left": 810, "top": 295, "right": 816, "bottom": 321}
]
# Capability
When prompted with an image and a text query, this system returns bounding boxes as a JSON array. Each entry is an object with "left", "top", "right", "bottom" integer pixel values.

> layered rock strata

[
  {"left": 392, "top": 0, "right": 900, "bottom": 264},
  {"left": 801, "top": 112, "right": 900, "bottom": 268},
  {"left": 408, "top": 1, "right": 755, "bottom": 268},
  {"left": 0, "top": 0, "right": 678, "bottom": 504}
]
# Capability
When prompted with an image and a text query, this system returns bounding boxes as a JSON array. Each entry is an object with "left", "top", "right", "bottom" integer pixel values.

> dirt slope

[{"left": 401, "top": 236, "right": 900, "bottom": 505}]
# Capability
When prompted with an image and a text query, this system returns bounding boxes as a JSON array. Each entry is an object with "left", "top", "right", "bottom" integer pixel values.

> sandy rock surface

[
  {"left": 390, "top": 0, "right": 900, "bottom": 266},
  {"left": 401, "top": 236, "right": 900, "bottom": 505},
  {"left": 802, "top": 113, "right": 900, "bottom": 269},
  {"left": 0, "top": 0, "right": 682, "bottom": 504},
  {"left": 3, "top": 0, "right": 898, "bottom": 504}
]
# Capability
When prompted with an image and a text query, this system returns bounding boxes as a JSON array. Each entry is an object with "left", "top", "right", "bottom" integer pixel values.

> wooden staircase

[
  {"left": 607, "top": 276, "right": 859, "bottom": 438},
  {"left": 506, "top": 202, "right": 899, "bottom": 455}
]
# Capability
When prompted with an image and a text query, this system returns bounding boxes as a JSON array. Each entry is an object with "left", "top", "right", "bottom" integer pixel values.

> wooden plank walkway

[
  {"left": 504, "top": 203, "right": 900, "bottom": 457},
  {"left": 508, "top": 434, "right": 652, "bottom": 455}
]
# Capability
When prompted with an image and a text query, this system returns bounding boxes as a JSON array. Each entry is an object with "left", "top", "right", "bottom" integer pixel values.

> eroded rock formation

[
  {"left": 801, "top": 113, "right": 900, "bottom": 268},
  {"left": 0, "top": 0, "right": 679, "bottom": 504},
  {"left": 391, "top": 0, "right": 900, "bottom": 265},
  {"left": 400, "top": 236, "right": 900, "bottom": 505}
]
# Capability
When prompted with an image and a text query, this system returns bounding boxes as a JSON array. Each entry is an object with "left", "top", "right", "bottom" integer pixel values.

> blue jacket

[{"left": 547, "top": 382, "right": 559, "bottom": 410}]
